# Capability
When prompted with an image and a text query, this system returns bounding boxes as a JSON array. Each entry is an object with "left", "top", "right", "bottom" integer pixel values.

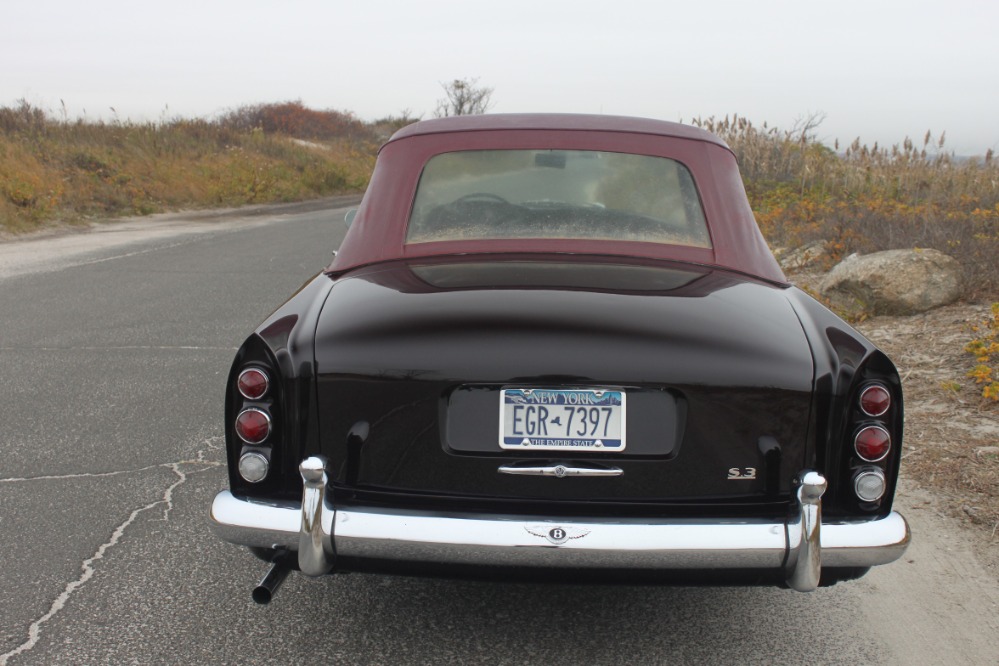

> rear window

[{"left": 406, "top": 150, "right": 710, "bottom": 248}]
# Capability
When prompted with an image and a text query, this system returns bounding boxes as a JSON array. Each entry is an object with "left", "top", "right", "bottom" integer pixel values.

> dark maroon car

[{"left": 209, "top": 114, "right": 909, "bottom": 603}]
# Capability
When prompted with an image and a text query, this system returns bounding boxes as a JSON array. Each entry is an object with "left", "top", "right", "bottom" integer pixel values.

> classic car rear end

[{"left": 210, "top": 114, "right": 909, "bottom": 603}]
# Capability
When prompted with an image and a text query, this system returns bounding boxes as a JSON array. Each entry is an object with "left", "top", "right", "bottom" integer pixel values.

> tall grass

[
  {"left": 692, "top": 114, "right": 999, "bottom": 299},
  {"left": 0, "top": 100, "right": 375, "bottom": 233}
]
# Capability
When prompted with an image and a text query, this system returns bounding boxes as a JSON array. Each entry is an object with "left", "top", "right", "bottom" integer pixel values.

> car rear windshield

[{"left": 406, "top": 149, "right": 711, "bottom": 248}]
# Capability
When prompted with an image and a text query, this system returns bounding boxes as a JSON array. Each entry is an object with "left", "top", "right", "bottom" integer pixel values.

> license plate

[{"left": 499, "top": 388, "right": 626, "bottom": 451}]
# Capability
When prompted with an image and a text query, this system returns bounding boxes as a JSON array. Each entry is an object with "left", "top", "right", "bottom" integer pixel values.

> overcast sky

[{"left": 5, "top": 0, "right": 997, "bottom": 155}]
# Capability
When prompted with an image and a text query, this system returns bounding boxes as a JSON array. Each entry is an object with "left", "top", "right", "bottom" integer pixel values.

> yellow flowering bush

[{"left": 966, "top": 303, "right": 999, "bottom": 401}]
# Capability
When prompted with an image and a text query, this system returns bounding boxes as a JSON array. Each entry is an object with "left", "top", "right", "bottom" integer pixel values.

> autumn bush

[
  {"left": 219, "top": 101, "right": 371, "bottom": 142},
  {"left": 966, "top": 303, "right": 999, "bottom": 401},
  {"left": 693, "top": 114, "right": 999, "bottom": 300},
  {"left": 0, "top": 100, "right": 374, "bottom": 233}
]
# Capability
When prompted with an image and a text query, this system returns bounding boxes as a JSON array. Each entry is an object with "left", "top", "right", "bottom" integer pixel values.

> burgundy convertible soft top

[{"left": 328, "top": 114, "right": 786, "bottom": 284}]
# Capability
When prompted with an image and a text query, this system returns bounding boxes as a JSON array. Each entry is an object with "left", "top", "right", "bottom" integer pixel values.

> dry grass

[
  {"left": 693, "top": 114, "right": 999, "bottom": 300},
  {"left": 0, "top": 101, "right": 375, "bottom": 233}
]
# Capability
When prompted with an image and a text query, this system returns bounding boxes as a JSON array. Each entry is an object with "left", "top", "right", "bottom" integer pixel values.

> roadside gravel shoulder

[{"left": 0, "top": 195, "right": 361, "bottom": 279}]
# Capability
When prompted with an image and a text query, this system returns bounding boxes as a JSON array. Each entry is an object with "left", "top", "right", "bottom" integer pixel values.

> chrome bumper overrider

[{"left": 209, "top": 457, "right": 910, "bottom": 592}]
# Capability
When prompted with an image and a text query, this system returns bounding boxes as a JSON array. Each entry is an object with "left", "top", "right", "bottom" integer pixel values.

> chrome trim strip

[
  {"left": 497, "top": 464, "right": 623, "bottom": 478},
  {"left": 210, "top": 491, "right": 909, "bottom": 576},
  {"left": 786, "top": 471, "right": 827, "bottom": 592},
  {"left": 297, "top": 457, "right": 335, "bottom": 576},
  {"left": 335, "top": 509, "right": 786, "bottom": 568}
]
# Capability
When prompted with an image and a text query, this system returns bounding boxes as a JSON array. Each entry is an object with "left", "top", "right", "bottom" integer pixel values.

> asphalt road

[{"left": 1, "top": 201, "right": 997, "bottom": 665}]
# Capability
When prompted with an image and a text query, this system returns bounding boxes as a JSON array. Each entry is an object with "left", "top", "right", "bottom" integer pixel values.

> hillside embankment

[{"left": 0, "top": 101, "right": 407, "bottom": 235}]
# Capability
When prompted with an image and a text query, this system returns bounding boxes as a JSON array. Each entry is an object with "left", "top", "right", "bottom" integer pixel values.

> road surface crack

[
  {"left": 0, "top": 460, "right": 222, "bottom": 484},
  {"left": 0, "top": 460, "right": 217, "bottom": 665},
  {"left": 0, "top": 446, "right": 222, "bottom": 484}
]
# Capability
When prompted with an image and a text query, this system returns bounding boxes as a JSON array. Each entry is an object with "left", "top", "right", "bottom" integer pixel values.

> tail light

[
  {"left": 859, "top": 384, "right": 890, "bottom": 416},
  {"left": 237, "top": 368, "right": 270, "bottom": 400},
  {"left": 230, "top": 353, "right": 280, "bottom": 486},
  {"left": 238, "top": 452, "right": 270, "bottom": 483},
  {"left": 854, "top": 425, "right": 891, "bottom": 462},
  {"left": 235, "top": 408, "right": 271, "bottom": 444},
  {"left": 844, "top": 374, "right": 899, "bottom": 507},
  {"left": 854, "top": 469, "right": 887, "bottom": 502}
]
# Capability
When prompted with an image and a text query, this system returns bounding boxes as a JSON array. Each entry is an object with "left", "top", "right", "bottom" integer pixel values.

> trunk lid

[{"left": 314, "top": 258, "right": 814, "bottom": 511}]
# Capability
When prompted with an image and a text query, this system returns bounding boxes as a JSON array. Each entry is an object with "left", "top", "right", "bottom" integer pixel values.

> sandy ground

[
  {"left": 790, "top": 270, "right": 999, "bottom": 580},
  {"left": 858, "top": 304, "right": 999, "bottom": 574}
]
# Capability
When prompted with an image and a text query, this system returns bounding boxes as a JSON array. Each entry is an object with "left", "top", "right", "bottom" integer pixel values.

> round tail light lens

[
  {"left": 855, "top": 425, "right": 891, "bottom": 462},
  {"left": 860, "top": 384, "right": 891, "bottom": 417},
  {"left": 238, "top": 452, "right": 269, "bottom": 483},
  {"left": 238, "top": 368, "right": 269, "bottom": 400},
  {"left": 235, "top": 408, "right": 271, "bottom": 444},
  {"left": 854, "top": 469, "right": 887, "bottom": 502}
]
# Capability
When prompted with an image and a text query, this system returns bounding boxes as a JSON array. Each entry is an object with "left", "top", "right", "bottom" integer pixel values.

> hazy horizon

[{"left": 4, "top": 0, "right": 997, "bottom": 155}]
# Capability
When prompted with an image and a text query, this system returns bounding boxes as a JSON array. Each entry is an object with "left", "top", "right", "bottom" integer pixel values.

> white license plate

[{"left": 499, "top": 388, "right": 626, "bottom": 451}]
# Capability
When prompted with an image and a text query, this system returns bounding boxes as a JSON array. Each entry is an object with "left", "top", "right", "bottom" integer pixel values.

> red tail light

[
  {"left": 855, "top": 425, "right": 891, "bottom": 462},
  {"left": 235, "top": 408, "right": 271, "bottom": 444},
  {"left": 859, "top": 384, "right": 890, "bottom": 417},
  {"left": 237, "top": 368, "right": 270, "bottom": 400}
]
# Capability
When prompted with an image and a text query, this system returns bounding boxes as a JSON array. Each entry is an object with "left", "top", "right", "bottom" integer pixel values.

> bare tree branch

[{"left": 434, "top": 78, "right": 493, "bottom": 117}]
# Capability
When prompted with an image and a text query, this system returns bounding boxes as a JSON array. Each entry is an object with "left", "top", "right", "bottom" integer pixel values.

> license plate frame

[{"left": 499, "top": 388, "right": 626, "bottom": 452}]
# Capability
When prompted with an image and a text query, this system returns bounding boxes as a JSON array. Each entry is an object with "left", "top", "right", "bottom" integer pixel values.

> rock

[
  {"left": 819, "top": 248, "right": 962, "bottom": 316},
  {"left": 779, "top": 240, "right": 830, "bottom": 272}
]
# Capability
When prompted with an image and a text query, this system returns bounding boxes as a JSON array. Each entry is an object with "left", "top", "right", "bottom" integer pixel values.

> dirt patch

[{"left": 793, "top": 271, "right": 999, "bottom": 578}]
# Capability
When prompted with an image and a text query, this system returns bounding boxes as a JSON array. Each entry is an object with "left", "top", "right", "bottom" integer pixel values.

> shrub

[
  {"left": 219, "top": 101, "right": 372, "bottom": 142},
  {"left": 966, "top": 303, "right": 999, "bottom": 401}
]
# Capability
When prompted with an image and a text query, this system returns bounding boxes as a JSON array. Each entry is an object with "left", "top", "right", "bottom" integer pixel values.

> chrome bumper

[{"left": 209, "top": 458, "right": 910, "bottom": 592}]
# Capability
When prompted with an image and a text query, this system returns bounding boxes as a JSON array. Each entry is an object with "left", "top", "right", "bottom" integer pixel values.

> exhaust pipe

[{"left": 252, "top": 557, "right": 292, "bottom": 605}]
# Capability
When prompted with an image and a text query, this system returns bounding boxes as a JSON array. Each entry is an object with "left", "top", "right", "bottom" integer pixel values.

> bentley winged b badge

[{"left": 525, "top": 525, "right": 591, "bottom": 545}]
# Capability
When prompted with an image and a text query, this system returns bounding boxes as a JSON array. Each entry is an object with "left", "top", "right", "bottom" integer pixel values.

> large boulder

[
  {"left": 819, "top": 248, "right": 962, "bottom": 316},
  {"left": 778, "top": 240, "right": 831, "bottom": 272}
]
